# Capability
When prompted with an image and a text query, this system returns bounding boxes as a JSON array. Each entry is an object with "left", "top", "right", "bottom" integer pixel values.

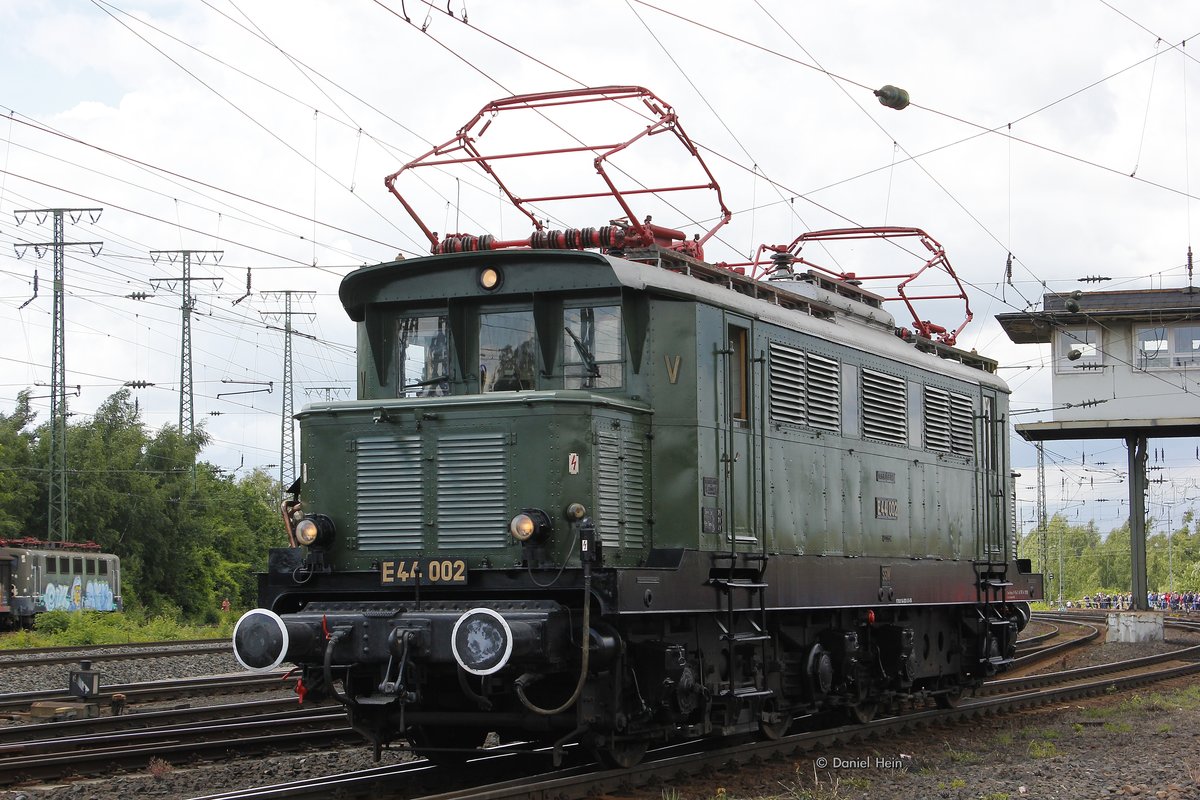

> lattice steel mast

[
  {"left": 260, "top": 291, "right": 315, "bottom": 496},
  {"left": 150, "top": 250, "right": 222, "bottom": 446},
  {"left": 1036, "top": 441, "right": 1049, "bottom": 601},
  {"left": 13, "top": 208, "right": 103, "bottom": 542}
]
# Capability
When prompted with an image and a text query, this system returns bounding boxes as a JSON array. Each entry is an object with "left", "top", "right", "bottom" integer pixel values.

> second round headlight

[
  {"left": 294, "top": 514, "right": 335, "bottom": 548},
  {"left": 508, "top": 508, "right": 550, "bottom": 542}
]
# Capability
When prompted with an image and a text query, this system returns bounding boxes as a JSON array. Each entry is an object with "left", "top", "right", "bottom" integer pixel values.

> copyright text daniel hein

[{"left": 814, "top": 755, "right": 911, "bottom": 770}]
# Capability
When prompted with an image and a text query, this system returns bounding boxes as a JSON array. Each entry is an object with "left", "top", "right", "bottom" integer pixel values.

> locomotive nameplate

[{"left": 379, "top": 559, "right": 468, "bottom": 586}]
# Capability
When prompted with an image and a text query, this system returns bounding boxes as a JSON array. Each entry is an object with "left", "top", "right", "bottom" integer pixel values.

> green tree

[{"left": 0, "top": 390, "right": 39, "bottom": 537}]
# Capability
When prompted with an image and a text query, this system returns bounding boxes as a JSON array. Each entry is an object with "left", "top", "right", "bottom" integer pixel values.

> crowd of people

[{"left": 1071, "top": 591, "right": 1200, "bottom": 611}]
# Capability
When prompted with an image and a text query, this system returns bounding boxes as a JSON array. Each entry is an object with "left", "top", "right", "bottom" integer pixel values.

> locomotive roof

[{"left": 341, "top": 248, "right": 1008, "bottom": 393}]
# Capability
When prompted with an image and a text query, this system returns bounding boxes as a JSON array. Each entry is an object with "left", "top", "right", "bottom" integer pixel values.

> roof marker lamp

[
  {"left": 509, "top": 508, "right": 551, "bottom": 543},
  {"left": 479, "top": 267, "right": 502, "bottom": 291},
  {"left": 294, "top": 514, "right": 336, "bottom": 548}
]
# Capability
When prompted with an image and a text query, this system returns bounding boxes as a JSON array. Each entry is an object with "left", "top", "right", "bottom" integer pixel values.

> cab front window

[
  {"left": 564, "top": 305, "right": 623, "bottom": 389},
  {"left": 480, "top": 311, "right": 536, "bottom": 392},
  {"left": 398, "top": 315, "right": 449, "bottom": 397}
]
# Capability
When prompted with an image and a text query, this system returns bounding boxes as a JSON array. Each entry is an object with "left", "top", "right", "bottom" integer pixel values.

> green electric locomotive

[{"left": 232, "top": 87, "right": 1042, "bottom": 767}]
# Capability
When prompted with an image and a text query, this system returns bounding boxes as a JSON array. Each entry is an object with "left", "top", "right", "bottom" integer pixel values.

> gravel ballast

[{"left": 1, "top": 635, "right": 1198, "bottom": 799}]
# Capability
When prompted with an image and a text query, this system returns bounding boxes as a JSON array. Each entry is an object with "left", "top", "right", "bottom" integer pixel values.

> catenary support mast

[
  {"left": 150, "top": 250, "right": 223, "bottom": 450},
  {"left": 260, "top": 291, "right": 315, "bottom": 497},
  {"left": 13, "top": 207, "right": 103, "bottom": 542}
]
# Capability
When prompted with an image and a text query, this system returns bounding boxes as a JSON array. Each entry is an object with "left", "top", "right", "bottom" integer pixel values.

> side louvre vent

[
  {"left": 595, "top": 426, "right": 647, "bottom": 550},
  {"left": 356, "top": 436, "right": 423, "bottom": 551},
  {"left": 924, "top": 386, "right": 953, "bottom": 453},
  {"left": 949, "top": 392, "right": 975, "bottom": 457},
  {"left": 768, "top": 344, "right": 840, "bottom": 432},
  {"left": 862, "top": 369, "right": 908, "bottom": 444},
  {"left": 805, "top": 353, "right": 841, "bottom": 432},
  {"left": 768, "top": 343, "right": 806, "bottom": 426},
  {"left": 437, "top": 433, "right": 508, "bottom": 549},
  {"left": 925, "top": 387, "right": 975, "bottom": 457}
]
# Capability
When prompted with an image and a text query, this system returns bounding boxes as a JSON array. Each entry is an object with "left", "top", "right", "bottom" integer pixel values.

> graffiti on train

[{"left": 42, "top": 577, "right": 116, "bottom": 612}]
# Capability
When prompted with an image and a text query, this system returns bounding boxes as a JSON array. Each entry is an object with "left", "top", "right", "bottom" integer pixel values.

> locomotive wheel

[
  {"left": 591, "top": 737, "right": 647, "bottom": 769},
  {"left": 759, "top": 700, "right": 792, "bottom": 740},
  {"left": 408, "top": 725, "right": 489, "bottom": 764},
  {"left": 846, "top": 701, "right": 878, "bottom": 724}
]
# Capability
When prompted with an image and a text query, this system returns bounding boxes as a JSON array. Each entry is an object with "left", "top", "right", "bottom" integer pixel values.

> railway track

[
  {"left": 0, "top": 638, "right": 231, "bottom": 667},
  {"left": 0, "top": 671, "right": 288, "bottom": 715},
  {"left": 0, "top": 707, "right": 348, "bottom": 786},
  {"left": 1009, "top": 613, "right": 1102, "bottom": 667},
  {"left": 178, "top": 616, "right": 1200, "bottom": 800},
  {"left": 5, "top": 614, "right": 1196, "bottom": 795}
]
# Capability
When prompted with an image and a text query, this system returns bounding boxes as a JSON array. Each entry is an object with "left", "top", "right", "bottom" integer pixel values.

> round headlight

[
  {"left": 509, "top": 513, "right": 536, "bottom": 542},
  {"left": 295, "top": 518, "right": 319, "bottom": 546},
  {"left": 509, "top": 508, "right": 551, "bottom": 543},
  {"left": 294, "top": 514, "right": 335, "bottom": 548},
  {"left": 479, "top": 267, "right": 502, "bottom": 291},
  {"left": 565, "top": 502, "right": 587, "bottom": 522}
]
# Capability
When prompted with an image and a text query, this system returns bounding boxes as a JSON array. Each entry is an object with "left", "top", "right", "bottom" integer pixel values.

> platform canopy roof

[{"left": 1015, "top": 417, "right": 1200, "bottom": 442}]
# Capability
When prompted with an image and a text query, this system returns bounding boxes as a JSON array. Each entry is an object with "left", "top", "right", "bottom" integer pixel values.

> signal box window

[
  {"left": 398, "top": 316, "right": 449, "bottom": 397},
  {"left": 1134, "top": 325, "right": 1169, "bottom": 371},
  {"left": 1173, "top": 324, "right": 1200, "bottom": 367},
  {"left": 1055, "top": 327, "right": 1102, "bottom": 373},
  {"left": 480, "top": 311, "right": 536, "bottom": 392},
  {"left": 564, "top": 306, "right": 623, "bottom": 389}
]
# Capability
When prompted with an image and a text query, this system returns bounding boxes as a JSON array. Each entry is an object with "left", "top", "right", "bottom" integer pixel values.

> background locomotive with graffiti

[
  {"left": 0, "top": 538, "right": 121, "bottom": 628},
  {"left": 232, "top": 87, "right": 1042, "bottom": 766}
]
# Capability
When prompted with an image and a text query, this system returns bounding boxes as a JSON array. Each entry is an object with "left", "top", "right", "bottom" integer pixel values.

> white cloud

[{"left": 2, "top": 0, "right": 1199, "bottom": 525}]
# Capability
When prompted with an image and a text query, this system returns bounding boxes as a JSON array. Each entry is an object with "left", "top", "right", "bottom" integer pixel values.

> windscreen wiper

[
  {"left": 403, "top": 374, "right": 449, "bottom": 390},
  {"left": 564, "top": 327, "right": 600, "bottom": 377}
]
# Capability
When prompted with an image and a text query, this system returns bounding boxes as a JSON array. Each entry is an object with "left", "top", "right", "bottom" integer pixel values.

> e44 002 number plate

[{"left": 379, "top": 559, "right": 468, "bottom": 586}]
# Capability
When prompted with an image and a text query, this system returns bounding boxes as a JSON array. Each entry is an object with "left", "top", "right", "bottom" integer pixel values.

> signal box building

[
  {"left": 997, "top": 286, "right": 1200, "bottom": 420},
  {"left": 996, "top": 284, "right": 1200, "bottom": 618}
]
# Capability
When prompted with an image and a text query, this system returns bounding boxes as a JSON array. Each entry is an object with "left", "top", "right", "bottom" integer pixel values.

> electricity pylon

[
  {"left": 260, "top": 291, "right": 316, "bottom": 496},
  {"left": 14, "top": 207, "right": 103, "bottom": 542},
  {"left": 150, "top": 250, "right": 223, "bottom": 446}
]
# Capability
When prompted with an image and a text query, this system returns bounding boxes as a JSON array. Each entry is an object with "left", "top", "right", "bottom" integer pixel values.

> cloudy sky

[{"left": 2, "top": 0, "right": 1199, "bottom": 537}]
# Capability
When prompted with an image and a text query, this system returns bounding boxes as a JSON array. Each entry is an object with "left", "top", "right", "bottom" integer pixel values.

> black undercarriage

[{"left": 256, "top": 548, "right": 1029, "bottom": 766}]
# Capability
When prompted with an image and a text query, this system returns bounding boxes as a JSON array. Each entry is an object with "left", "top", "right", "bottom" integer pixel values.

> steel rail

[
  {"left": 0, "top": 697, "right": 312, "bottom": 746},
  {"left": 1014, "top": 622, "right": 1059, "bottom": 648},
  {"left": 0, "top": 641, "right": 232, "bottom": 667},
  {"left": 0, "top": 713, "right": 351, "bottom": 786},
  {"left": 0, "top": 638, "right": 225, "bottom": 658},
  {"left": 0, "top": 671, "right": 287, "bottom": 713},
  {"left": 1009, "top": 617, "right": 1101, "bottom": 666}
]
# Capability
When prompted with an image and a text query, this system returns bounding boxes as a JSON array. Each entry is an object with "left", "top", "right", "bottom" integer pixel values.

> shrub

[{"left": 34, "top": 610, "right": 71, "bottom": 634}]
